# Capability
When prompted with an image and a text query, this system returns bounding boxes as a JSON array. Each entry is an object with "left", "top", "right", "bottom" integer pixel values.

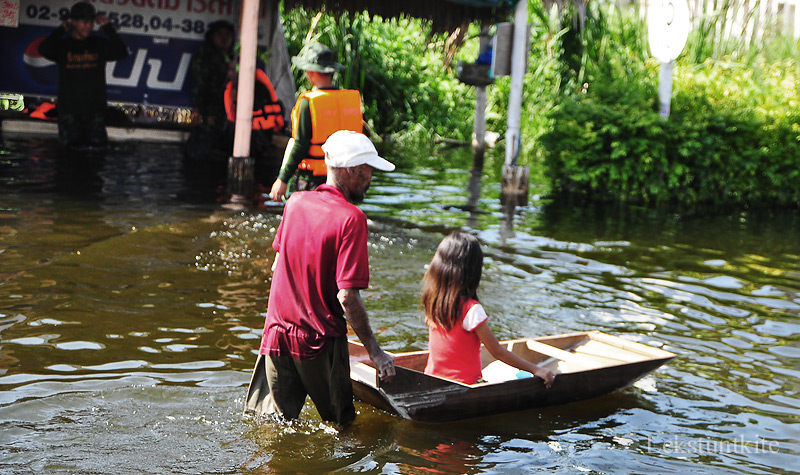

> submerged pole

[
  {"left": 466, "top": 25, "right": 492, "bottom": 209},
  {"left": 227, "top": 0, "right": 260, "bottom": 201},
  {"left": 501, "top": 0, "right": 529, "bottom": 207}
]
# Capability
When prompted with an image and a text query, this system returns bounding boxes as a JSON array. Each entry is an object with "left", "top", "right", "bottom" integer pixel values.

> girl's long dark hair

[{"left": 422, "top": 231, "right": 483, "bottom": 330}]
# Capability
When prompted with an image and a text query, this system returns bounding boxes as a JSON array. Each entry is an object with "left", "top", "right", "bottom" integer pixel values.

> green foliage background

[
  {"left": 280, "top": 1, "right": 800, "bottom": 208},
  {"left": 538, "top": 2, "right": 800, "bottom": 208},
  {"left": 282, "top": 8, "right": 476, "bottom": 148}
]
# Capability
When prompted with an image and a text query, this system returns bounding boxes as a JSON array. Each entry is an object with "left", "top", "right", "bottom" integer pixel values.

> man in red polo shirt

[{"left": 245, "top": 130, "right": 396, "bottom": 426}]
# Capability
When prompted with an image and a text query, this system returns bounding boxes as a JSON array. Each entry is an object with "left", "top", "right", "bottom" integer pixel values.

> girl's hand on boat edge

[{"left": 534, "top": 367, "right": 556, "bottom": 389}]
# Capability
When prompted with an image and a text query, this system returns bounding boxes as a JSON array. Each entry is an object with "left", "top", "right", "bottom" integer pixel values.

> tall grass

[
  {"left": 481, "top": 0, "right": 656, "bottom": 179},
  {"left": 682, "top": 0, "right": 799, "bottom": 63},
  {"left": 281, "top": 7, "right": 475, "bottom": 145}
]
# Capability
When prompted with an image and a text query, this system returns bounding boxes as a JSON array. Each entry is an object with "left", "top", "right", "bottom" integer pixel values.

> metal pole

[
  {"left": 658, "top": 60, "right": 674, "bottom": 119},
  {"left": 227, "top": 0, "right": 260, "bottom": 202},
  {"left": 232, "top": 0, "right": 259, "bottom": 159},
  {"left": 466, "top": 25, "right": 491, "bottom": 209},
  {"left": 501, "top": 0, "right": 529, "bottom": 208},
  {"left": 504, "top": 0, "right": 528, "bottom": 167}
]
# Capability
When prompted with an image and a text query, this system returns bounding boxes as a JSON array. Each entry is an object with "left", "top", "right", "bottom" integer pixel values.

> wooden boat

[{"left": 349, "top": 331, "right": 675, "bottom": 422}]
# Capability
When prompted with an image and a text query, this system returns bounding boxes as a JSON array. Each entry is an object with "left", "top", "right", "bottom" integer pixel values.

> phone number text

[{"left": 25, "top": 4, "right": 208, "bottom": 35}]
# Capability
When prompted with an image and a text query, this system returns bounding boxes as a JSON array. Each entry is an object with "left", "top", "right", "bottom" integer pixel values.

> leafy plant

[
  {"left": 542, "top": 55, "right": 800, "bottom": 208},
  {"left": 282, "top": 7, "right": 475, "bottom": 141}
]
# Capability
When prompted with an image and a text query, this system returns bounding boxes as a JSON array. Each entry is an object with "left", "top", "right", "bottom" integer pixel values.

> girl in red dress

[{"left": 422, "top": 231, "right": 556, "bottom": 387}]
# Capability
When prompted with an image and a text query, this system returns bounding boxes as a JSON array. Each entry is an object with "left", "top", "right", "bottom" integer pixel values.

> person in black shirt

[
  {"left": 38, "top": 2, "right": 129, "bottom": 149},
  {"left": 189, "top": 20, "right": 235, "bottom": 128}
]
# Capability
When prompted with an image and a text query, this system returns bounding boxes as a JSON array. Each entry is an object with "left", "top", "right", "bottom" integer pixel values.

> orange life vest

[
  {"left": 291, "top": 89, "right": 362, "bottom": 176},
  {"left": 29, "top": 101, "right": 57, "bottom": 120},
  {"left": 224, "top": 69, "right": 285, "bottom": 132}
]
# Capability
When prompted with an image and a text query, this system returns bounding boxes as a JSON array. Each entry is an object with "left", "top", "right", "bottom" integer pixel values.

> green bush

[
  {"left": 536, "top": 0, "right": 800, "bottom": 209},
  {"left": 667, "top": 59, "right": 800, "bottom": 206},
  {"left": 542, "top": 58, "right": 800, "bottom": 208}
]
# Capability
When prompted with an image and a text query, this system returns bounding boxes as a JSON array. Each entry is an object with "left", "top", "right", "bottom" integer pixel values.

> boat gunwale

[{"left": 350, "top": 330, "right": 676, "bottom": 386}]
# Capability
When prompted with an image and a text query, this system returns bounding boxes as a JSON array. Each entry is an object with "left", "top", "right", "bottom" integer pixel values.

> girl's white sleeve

[{"left": 462, "top": 303, "right": 489, "bottom": 332}]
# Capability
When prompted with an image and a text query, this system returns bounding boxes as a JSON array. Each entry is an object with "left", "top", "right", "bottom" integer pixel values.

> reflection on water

[{"left": 1, "top": 135, "right": 798, "bottom": 474}]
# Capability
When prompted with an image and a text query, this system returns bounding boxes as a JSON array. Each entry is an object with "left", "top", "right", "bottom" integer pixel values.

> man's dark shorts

[{"left": 244, "top": 336, "right": 355, "bottom": 426}]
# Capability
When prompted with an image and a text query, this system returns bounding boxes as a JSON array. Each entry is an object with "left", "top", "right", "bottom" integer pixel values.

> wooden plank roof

[{"left": 283, "top": 0, "right": 518, "bottom": 33}]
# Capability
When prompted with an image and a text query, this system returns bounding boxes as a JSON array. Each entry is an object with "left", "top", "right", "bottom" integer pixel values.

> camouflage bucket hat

[{"left": 291, "top": 42, "right": 343, "bottom": 73}]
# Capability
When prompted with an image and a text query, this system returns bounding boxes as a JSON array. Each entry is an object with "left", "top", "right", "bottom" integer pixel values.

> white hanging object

[
  {"left": 648, "top": 0, "right": 691, "bottom": 119},
  {"left": 648, "top": 0, "right": 691, "bottom": 63}
]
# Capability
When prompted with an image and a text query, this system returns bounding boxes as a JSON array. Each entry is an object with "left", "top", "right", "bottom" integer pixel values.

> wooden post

[
  {"left": 227, "top": 156, "right": 255, "bottom": 200},
  {"left": 500, "top": 164, "right": 529, "bottom": 207},
  {"left": 501, "top": 0, "right": 530, "bottom": 206},
  {"left": 466, "top": 25, "right": 492, "bottom": 210},
  {"left": 227, "top": 0, "right": 260, "bottom": 201}
]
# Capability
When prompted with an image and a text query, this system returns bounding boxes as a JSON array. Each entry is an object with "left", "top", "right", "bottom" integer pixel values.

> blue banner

[
  {"left": 0, "top": 0, "right": 271, "bottom": 108},
  {"left": 3, "top": 26, "right": 200, "bottom": 106}
]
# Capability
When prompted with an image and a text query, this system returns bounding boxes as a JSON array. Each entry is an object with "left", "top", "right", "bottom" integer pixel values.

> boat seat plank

[
  {"left": 525, "top": 340, "right": 603, "bottom": 371},
  {"left": 586, "top": 331, "right": 676, "bottom": 358},
  {"left": 575, "top": 340, "right": 652, "bottom": 364}
]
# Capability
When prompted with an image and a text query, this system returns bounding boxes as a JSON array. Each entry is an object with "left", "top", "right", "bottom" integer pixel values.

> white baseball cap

[{"left": 322, "top": 130, "right": 395, "bottom": 172}]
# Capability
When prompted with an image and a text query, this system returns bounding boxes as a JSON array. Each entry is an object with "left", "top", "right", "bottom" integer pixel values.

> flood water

[{"left": 1, "top": 134, "right": 798, "bottom": 474}]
